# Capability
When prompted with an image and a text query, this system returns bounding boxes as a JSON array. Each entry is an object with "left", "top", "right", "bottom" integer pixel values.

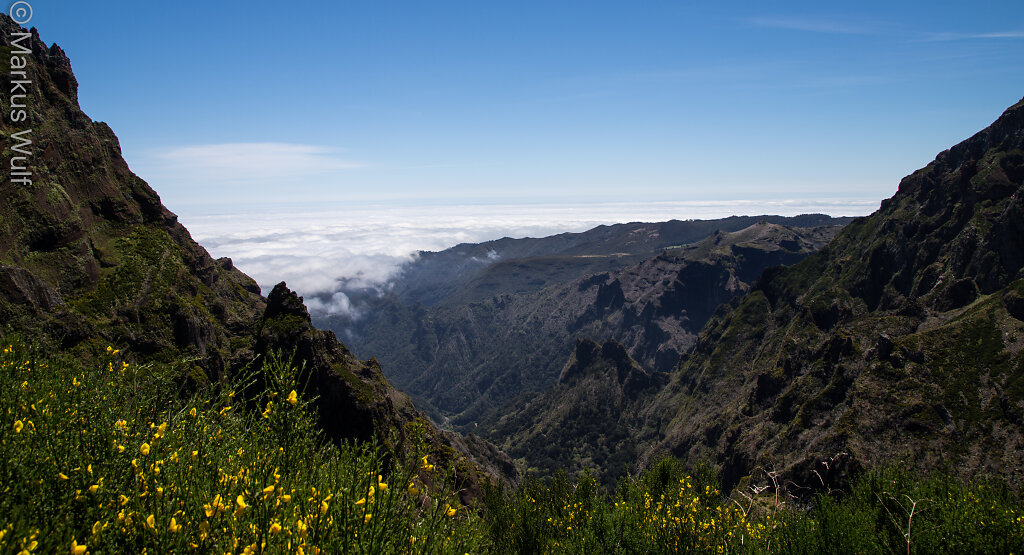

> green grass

[
  {"left": 2, "top": 334, "right": 1023, "bottom": 553},
  {"left": 0, "top": 335, "right": 483, "bottom": 554},
  {"left": 480, "top": 460, "right": 1024, "bottom": 554}
]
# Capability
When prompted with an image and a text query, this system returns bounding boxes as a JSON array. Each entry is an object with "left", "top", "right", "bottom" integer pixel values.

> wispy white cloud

[
  {"left": 133, "top": 143, "right": 364, "bottom": 206},
  {"left": 305, "top": 292, "right": 360, "bottom": 319},
  {"left": 154, "top": 142, "right": 362, "bottom": 182},
  {"left": 918, "top": 30, "right": 1024, "bottom": 41},
  {"left": 745, "top": 16, "right": 879, "bottom": 35},
  {"left": 179, "top": 200, "right": 879, "bottom": 316}
]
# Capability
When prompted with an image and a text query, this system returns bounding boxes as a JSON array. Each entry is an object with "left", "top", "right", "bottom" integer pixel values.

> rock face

[
  {"left": 640, "top": 96, "right": 1024, "bottom": 491},
  {"left": 493, "top": 338, "right": 668, "bottom": 485},
  {"left": 0, "top": 16, "right": 513, "bottom": 489}
]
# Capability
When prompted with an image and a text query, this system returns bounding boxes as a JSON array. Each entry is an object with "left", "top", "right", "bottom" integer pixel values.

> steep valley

[{"left": 325, "top": 220, "right": 848, "bottom": 437}]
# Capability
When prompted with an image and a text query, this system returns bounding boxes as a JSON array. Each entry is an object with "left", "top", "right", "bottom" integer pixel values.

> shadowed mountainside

[{"left": 636, "top": 96, "right": 1024, "bottom": 491}]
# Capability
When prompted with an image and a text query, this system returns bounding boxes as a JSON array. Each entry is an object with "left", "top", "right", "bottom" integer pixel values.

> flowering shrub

[
  {"left": 0, "top": 336, "right": 480, "bottom": 554},
  {"left": 2, "top": 334, "right": 1023, "bottom": 554}
]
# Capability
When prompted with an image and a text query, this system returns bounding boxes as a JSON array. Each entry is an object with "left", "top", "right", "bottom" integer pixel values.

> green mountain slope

[
  {"left": 0, "top": 16, "right": 512, "bottom": 491},
  {"left": 641, "top": 96, "right": 1024, "bottom": 490}
]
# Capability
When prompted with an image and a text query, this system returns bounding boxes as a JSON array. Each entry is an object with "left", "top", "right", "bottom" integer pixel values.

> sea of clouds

[{"left": 178, "top": 199, "right": 878, "bottom": 317}]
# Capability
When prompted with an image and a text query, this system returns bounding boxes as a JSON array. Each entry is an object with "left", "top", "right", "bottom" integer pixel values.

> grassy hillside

[
  {"left": 0, "top": 334, "right": 484, "bottom": 553},
  {"left": 3, "top": 334, "right": 1022, "bottom": 554}
]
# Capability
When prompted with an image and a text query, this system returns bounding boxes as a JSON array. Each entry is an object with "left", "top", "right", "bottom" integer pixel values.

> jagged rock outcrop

[{"left": 252, "top": 282, "right": 422, "bottom": 445}]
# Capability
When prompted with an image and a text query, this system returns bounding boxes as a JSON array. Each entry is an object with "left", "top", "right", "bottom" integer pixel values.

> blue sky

[{"left": 27, "top": 1, "right": 1024, "bottom": 213}]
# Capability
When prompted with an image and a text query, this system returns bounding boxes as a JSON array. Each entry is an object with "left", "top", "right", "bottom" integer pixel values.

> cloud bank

[{"left": 179, "top": 199, "right": 879, "bottom": 316}]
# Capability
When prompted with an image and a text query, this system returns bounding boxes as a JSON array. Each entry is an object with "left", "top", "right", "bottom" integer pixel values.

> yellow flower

[
  {"left": 89, "top": 484, "right": 99, "bottom": 494},
  {"left": 91, "top": 521, "right": 103, "bottom": 536},
  {"left": 189, "top": 407, "right": 197, "bottom": 417},
  {"left": 59, "top": 472, "right": 69, "bottom": 481},
  {"left": 169, "top": 517, "right": 181, "bottom": 533},
  {"left": 70, "top": 539, "right": 87, "bottom": 554},
  {"left": 408, "top": 482, "right": 419, "bottom": 496},
  {"left": 236, "top": 495, "right": 247, "bottom": 509},
  {"left": 410, "top": 536, "right": 418, "bottom": 545},
  {"left": 445, "top": 504, "right": 457, "bottom": 517},
  {"left": 14, "top": 420, "right": 23, "bottom": 433},
  {"left": 377, "top": 475, "right": 388, "bottom": 491},
  {"left": 320, "top": 500, "right": 329, "bottom": 515},
  {"left": 280, "top": 494, "right": 291, "bottom": 503},
  {"left": 354, "top": 497, "right": 366, "bottom": 506},
  {"left": 146, "top": 514, "right": 156, "bottom": 530},
  {"left": 262, "top": 484, "right": 275, "bottom": 498},
  {"left": 140, "top": 443, "right": 150, "bottom": 456},
  {"left": 269, "top": 521, "right": 282, "bottom": 535},
  {"left": 363, "top": 513, "right": 372, "bottom": 524},
  {"left": 287, "top": 390, "right": 298, "bottom": 405}
]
